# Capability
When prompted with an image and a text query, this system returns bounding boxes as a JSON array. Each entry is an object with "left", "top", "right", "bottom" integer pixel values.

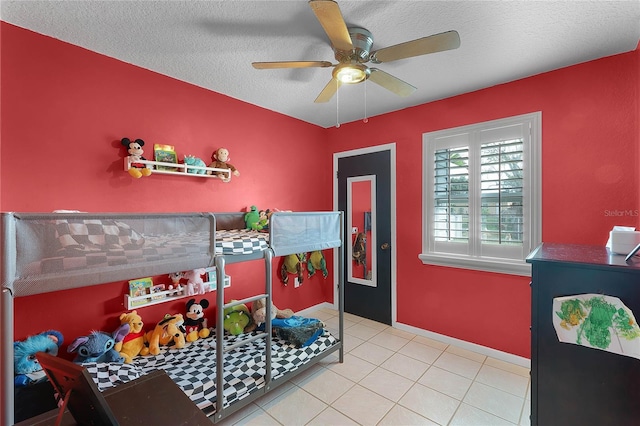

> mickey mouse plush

[
  {"left": 121, "top": 137, "right": 152, "bottom": 178},
  {"left": 184, "top": 298, "right": 211, "bottom": 342}
]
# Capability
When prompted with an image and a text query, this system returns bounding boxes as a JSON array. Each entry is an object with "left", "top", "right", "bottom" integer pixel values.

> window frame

[{"left": 420, "top": 112, "right": 542, "bottom": 276}]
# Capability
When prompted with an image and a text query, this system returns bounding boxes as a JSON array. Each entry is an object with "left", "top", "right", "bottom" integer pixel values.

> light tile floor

[{"left": 218, "top": 307, "right": 531, "bottom": 426}]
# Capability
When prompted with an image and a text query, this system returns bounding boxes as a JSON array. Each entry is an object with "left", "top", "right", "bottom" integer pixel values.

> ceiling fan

[{"left": 252, "top": 0, "right": 460, "bottom": 103}]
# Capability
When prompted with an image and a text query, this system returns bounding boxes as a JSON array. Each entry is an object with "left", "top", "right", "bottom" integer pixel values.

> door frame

[{"left": 333, "top": 143, "right": 397, "bottom": 326}]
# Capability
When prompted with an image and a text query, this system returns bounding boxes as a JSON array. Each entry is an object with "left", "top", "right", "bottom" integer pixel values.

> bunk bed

[{"left": 1, "top": 211, "right": 344, "bottom": 425}]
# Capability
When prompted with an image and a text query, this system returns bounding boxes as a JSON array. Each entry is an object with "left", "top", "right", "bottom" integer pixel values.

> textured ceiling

[{"left": 2, "top": 1, "right": 639, "bottom": 128}]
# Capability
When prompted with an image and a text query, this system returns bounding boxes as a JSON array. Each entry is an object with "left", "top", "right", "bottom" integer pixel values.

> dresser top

[{"left": 526, "top": 242, "right": 640, "bottom": 271}]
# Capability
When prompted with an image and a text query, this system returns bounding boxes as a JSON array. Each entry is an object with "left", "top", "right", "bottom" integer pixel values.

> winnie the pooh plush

[{"left": 114, "top": 310, "right": 147, "bottom": 363}]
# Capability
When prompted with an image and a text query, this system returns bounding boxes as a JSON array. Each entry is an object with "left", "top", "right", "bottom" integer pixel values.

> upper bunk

[{"left": 1, "top": 211, "right": 342, "bottom": 298}]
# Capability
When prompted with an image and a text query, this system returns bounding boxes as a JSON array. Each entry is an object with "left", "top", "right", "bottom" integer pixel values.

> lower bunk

[{"left": 84, "top": 328, "right": 342, "bottom": 422}]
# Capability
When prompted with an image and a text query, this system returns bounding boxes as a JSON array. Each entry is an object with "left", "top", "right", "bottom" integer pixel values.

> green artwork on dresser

[{"left": 553, "top": 294, "right": 640, "bottom": 359}]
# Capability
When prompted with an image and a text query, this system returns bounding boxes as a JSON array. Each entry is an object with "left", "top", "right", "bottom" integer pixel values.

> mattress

[{"left": 84, "top": 330, "right": 339, "bottom": 413}]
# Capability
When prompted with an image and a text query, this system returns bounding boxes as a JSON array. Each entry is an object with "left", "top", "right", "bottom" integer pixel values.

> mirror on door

[{"left": 347, "top": 175, "right": 376, "bottom": 287}]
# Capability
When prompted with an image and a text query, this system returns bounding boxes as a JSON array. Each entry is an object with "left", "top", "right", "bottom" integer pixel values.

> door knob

[{"left": 381, "top": 242, "right": 390, "bottom": 250}]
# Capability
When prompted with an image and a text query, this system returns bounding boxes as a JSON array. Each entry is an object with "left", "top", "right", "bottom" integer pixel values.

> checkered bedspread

[
  {"left": 84, "top": 331, "right": 338, "bottom": 414},
  {"left": 216, "top": 229, "right": 269, "bottom": 255},
  {"left": 26, "top": 229, "right": 269, "bottom": 275}
]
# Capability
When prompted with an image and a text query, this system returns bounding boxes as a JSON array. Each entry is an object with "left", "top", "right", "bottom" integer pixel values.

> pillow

[{"left": 54, "top": 219, "right": 145, "bottom": 251}]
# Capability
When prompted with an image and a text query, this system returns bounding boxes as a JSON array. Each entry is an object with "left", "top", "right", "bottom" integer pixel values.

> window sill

[{"left": 418, "top": 253, "right": 531, "bottom": 276}]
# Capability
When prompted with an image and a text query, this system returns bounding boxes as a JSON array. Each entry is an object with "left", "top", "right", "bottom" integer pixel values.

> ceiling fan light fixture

[{"left": 333, "top": 63, "right": 368, "bottom": 84}]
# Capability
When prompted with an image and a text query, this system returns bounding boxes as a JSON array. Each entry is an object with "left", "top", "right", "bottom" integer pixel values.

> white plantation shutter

[
  {"left": 434, "top": 146, "right": 469, "bottom": 243},
  {"left": 422, "top": 112, "right": 541, "bottom": 276}
]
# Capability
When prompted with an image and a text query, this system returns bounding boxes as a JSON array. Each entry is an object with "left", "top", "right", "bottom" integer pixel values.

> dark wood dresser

[{"left": 527, "top": 243, "right": 640, "bottom": 426}]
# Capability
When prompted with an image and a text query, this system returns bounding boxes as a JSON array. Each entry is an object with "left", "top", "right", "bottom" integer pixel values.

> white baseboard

[
  {"left": 297, "top": 302, "right": 336, "bottom": 316},
  {"left": 394, "top": 321, "right": 531, "bottom": 369},
  {"left": 301, "top": 302, "right": 530, "bottom": 369}
]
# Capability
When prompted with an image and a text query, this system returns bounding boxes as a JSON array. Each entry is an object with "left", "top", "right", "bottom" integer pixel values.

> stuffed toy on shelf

[
  {"left": 183, "top": 155, "right": 207, "bottom": 174},
  {"left": 184, "top": 298, "right": 211, "bottom": 342},
  {"left": 14, "top": 330, "right": 64, "bottom": 387},
  {"left": 168, "top": 271, "right": 185, "bottom": 294},
  {"left": 207, "top": 147, "right": 239, "bottom": 182},
  {"left": 169, "top": 271, "right": 184, "bottom": 286},
  {"left": 183, "top": 268, "right": 207, "bottom": 295},
  {"left": 121, "top": 137, "right": 152, "bottom": 178}
]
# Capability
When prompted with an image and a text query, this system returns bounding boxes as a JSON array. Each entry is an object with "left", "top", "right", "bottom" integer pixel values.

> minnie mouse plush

[{"left": 121, "top": 137, "right": 152, "bottom": 178}]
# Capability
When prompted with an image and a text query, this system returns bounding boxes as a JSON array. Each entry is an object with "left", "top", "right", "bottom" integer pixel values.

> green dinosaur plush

[
  {"left": 244, "top": 206, "right": 260, "bottom": 230},
  {"left": 307, "top": 250, "right": 328, "bottom": 279},
  {"left": 281, "top": 253, "right": 307, "bottom": 285},
  {"left": 223, "top": 302, "right": 255, "bottom": 335}
]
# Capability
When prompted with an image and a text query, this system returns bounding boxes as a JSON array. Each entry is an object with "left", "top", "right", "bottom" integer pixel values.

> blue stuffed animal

[
  {"left": 14, "top": 330, "right": 64, "bottom": 387},
  {"left": 183, "top": 155, "right": 207, "bottom": 174},
  {"left": 67, "top": 325, "right": 129, "bottom": 364}
]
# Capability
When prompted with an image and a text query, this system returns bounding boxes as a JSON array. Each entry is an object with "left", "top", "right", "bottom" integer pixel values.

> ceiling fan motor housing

[{"left": 337, "top": 27, "right": 373, "bottom": 62}]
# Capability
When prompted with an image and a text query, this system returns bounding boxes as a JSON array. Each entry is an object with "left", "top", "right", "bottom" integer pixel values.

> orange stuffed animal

[{"left": 145, "top": 314, "right": 187, "bottom": 356}]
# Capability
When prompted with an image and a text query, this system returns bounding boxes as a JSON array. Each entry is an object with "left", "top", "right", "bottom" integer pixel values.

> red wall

[
  {"left": 326, "top": 48, "right": 639, "bottom": 358},
  {"left": 2, "top": 22, "right": 639, "bottom": 360},
  {"left": 0, "top": 23, "right": 335, "bottom": 349}
]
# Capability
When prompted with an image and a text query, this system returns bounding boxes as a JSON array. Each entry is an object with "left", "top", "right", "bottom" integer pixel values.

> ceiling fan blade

[
  {"left": 369, "top": 30, "right": 461, "bottom": 63},
  {"left": 368, "top": 68, "right": 416, "bottom": 97},
  {"left": 315, "top": 78, "right": 342, "bottom": 103},
  {"left": 252, "top": 61, "right": 333, "bottom": 69},
  {"left": 309, "top": 0, "right": 353, "bottom": 52}
]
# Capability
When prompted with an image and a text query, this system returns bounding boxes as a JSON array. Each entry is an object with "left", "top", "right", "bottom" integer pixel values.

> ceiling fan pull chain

[
  {"left": 336, "top": 79, "right": 340, "bottom": 128},
  {"left": 363, "top": 79, "right": 368, "bottom": 123}
]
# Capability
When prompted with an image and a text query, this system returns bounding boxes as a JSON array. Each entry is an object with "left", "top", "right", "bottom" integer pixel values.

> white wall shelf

[
  {"left": 124, "top": 157, "right": 232, "bottom": 180},
  {"left": 124, "top": 269, "right": 231, "bottom": 310}
]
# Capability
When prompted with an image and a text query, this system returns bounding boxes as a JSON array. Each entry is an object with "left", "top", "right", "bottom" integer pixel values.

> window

[{"left": 421, "top": 112, "right": 541, "bottom": 275}]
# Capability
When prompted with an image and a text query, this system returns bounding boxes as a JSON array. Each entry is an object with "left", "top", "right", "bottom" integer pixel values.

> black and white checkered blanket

[
  {"left": 216, "top": 229, "right": 269, "bottom": 255},
  {"left": 84, "top": 330, "right": 338, "bottom": 414}
]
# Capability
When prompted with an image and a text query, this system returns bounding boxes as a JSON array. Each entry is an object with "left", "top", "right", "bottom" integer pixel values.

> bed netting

[{"left": 1, "top": 211, "right": 341, "bottom": 297}]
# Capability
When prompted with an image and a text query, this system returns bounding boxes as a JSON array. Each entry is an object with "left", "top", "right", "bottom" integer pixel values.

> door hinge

[{"left": 336, "top": 170, "right": 339, "bottom": 179}]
